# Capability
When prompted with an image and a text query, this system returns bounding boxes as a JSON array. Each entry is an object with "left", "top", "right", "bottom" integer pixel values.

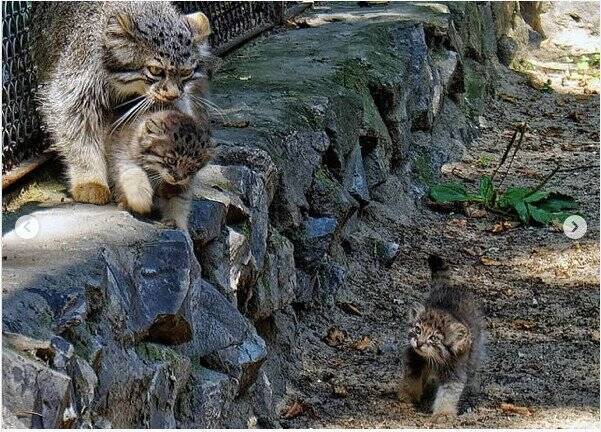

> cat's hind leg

[
  {"left": 67, "top": 143, "right": 111, "bottom": 205},
  {"left": 431, "top": 379, "right": 465, "bottom": 418}
]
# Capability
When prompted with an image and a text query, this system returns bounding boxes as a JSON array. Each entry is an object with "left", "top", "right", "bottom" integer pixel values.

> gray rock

[
  {"left": 393, "top": 24, "right": 437, "bottom": 131},
  {"left": 292, "top": 217, "right": 338, "bottom": 269},
  {"left": 188, "top": 199, "right": 226, "bottom": 246},
  {"left": 199, "top": 226, "right": 254, "bottom": 303},
  {"left": 102, "top": 230, "right": 194, "bottom": 345},
  {"left": 308, "top": 166, "right": 359, "bottom": 222},
  {"left": 434, "top": 49, "right": 464, "bottom": 96},
  {"left": 50, "top": 336, "right": 74, "bottom": 370},
  {"left": 293, "top": 269, "right": 316, "bottom": 305},
  {"left": 196, "top": 164, "right": 270, "bottom": 272},
  {"left": 243, "top": 230, "right": 297, "bottom": 320},
  {"left": 180, "top": 278, "right": 267, "bottom": 392},
  {"left": 344, "top": 146, "right": 370, "bottom": 205},
  {"left": 2, "top": 406, "right": 27, "bottom": 428},
  {"left": 175, "top": 366, "right": 235, "bottom": 428},
  {"left": 374, "top": 240, "right": 400, "bottom": 266},
  {"left": 2, "top": 348, "right": 74, "bottom": 428},
  {"left": 68, "top": 356, "right": 97, "bottom": 421},
  {"left": 271, "top": 131, "right": 330, "bottom": 230},
  {"left": 318, "top": 262, "right": 347, "bottom": 305},
  {"left": 94, "top": 342, "right": 190, "bottom": 428},
  {"left": 251, "top": 369, "right": 278, "bottom": 427}
]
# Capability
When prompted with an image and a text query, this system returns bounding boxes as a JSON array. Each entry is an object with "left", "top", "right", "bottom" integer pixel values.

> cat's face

[
  {"left": 407, "top": 304, "right": 471, "bottom": 364},
  {"left": 103, "top": 9, "right": 213, "bottom": 110},
  {"left": 133, "top": 110, "right": 213, "bottom": 186}
]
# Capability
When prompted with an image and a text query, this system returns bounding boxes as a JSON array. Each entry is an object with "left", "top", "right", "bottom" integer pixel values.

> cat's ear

[
  {"left": 445, "top": 322, "right": 472, "bottom": 355},
  {"left": 407, "top": 303, "right": 425, "bottom": 322},
  {"left": 186, "top": 12, "right": 212, "bottom": 41},
  {"left": 106, "top": 12, "right": 136, "bottom": 40}
]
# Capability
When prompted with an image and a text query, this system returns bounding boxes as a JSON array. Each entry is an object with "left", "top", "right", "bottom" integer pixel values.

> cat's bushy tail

[{"left": 427, "top": 254, "right": 451, "bottom": 290}]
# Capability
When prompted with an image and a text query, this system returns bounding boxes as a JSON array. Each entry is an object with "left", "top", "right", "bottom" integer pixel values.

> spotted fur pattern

[
  {"left": 31, "top": 2, "right": 215, "bottom": 204},
  {"left": 109, "top": 110, "right": 213, "bottom": 229}
]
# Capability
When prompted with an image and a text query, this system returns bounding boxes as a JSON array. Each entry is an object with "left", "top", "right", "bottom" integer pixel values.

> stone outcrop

[{"left": 2, "top": 2, "right": 525, "bottom": 427}]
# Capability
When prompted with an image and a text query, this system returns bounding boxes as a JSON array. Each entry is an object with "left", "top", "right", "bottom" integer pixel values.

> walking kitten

[
  {"left": 31, "top": 2, "right": 214, "bottom": 204},
  {"left": 399, "top": 256, "right": 485, "bottom": 419},
  {"left": 109, "top": 110, "right": 213, "bottom": 230}
]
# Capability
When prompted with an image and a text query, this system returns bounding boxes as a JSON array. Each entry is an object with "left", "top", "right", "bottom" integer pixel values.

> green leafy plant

[{"left": 429, "top": 123, "right": 580, "bottom": 225}]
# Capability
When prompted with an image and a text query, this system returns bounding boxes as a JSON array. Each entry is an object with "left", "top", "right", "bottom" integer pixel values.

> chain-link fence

[{"left": 2, "top": 1, "right": 308, "bottom": 176}]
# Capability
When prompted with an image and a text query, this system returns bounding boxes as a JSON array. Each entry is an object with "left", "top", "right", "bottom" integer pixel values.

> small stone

[
  {"left": 374, "top": 240, "right": 400, "bottom": 266},
  {"left": 188, "top": 199, "right": 226, "bottom": 246}
]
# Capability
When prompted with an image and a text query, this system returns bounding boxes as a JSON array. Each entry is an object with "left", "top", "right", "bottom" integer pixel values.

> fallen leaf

[
  {"left": 351, "top": 336, "right": 373, "bottom": 351},
  {"left": 491, "top": 220, "right": 514, "bottom": 234},
  {"left": 480, "top": 256, "right": 501, "bottom": 266},
  {"left": 500, "top": 402, "right": 533, "bottom": 416},
  {"left": 512, "top": 319, "right": 537, "bottom": 330},
  {"left": 337, "top": 302, "right": 363, "bottom": 316},
  {"left": 331, "top": 384, "right": 348, "bottom": 398},
  {"left": 324, "top": 327, "right": 346, "bottom": 347},
  {"left": 440, "top": 162, "right": 477, "bottom": 180},
  {"left": 498, "top": 93, "right": 517, "bottom": 103},
  {"left": 281, "top": 400, "right": 315, "bottom": 419},
  {"left": 221, "top": 119, "right": 249, "bottom": 128}
]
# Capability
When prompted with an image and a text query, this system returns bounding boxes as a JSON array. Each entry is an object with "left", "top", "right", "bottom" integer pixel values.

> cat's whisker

[
  {"left": 188, "top": 95, "right": 228, "bottom": 123},
  {"left": 131, "top": 99, "right": 153, "bottom": 127},
  {"left": 110, "top": 97, "right": 149, "bottom": 134},
  {"left": 113, "top": 95, "right": 145, "bottom": 110}
]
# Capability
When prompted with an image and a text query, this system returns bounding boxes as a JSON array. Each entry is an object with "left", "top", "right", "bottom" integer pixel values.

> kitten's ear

[
  {"left": 407, "top": 303, "right": 425, "bottom": 322},
  {"left": 186, "top": 12, "right": 212, "bottom": 41},
  {"left": 202, "top": 53, "right": 222, "bottom": 80},
  {"left": 145, "top": 118, "right": 164, "bottom": 136},
  {"left": 106, "top": 12, "right": 136, "bottom": 39},
  {"left": 445, "top": 322, "right": 472, "bottom": 355}
]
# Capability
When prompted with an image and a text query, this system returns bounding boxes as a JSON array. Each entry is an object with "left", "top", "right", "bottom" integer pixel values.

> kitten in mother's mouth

[
  {"left": 108, "top": 110, "right": 213, "bottom": 230},
  {"left": 398, "top": 255, "right": 485, "bottom": 420}
]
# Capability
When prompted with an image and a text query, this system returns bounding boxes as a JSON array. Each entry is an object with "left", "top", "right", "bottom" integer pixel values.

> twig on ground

[{"left": 498, "top": 122, "right": 528, "bottom": 188}]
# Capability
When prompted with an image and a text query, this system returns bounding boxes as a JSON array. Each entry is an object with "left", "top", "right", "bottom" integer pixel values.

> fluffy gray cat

[{"left": 31, "top": 1, "right": 213, "bottom": 204}]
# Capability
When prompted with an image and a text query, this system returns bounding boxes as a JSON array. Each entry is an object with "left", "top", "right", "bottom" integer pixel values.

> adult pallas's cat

[{"left": 32, "top": 2, "right": 214, "bottom": 204}]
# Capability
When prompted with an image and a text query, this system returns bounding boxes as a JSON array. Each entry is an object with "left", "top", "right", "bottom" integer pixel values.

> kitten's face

[
  {"left": 407, "top": 305, "right": 471, "bottom": 364},
  {"left": 103, "top": 9, "right": 213, "bottom": 110},
  {"left": 133, "top": 110, "right": 213, "bottom": 186}
]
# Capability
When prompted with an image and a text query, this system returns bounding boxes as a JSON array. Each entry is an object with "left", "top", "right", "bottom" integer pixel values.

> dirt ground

[{"left": 283, "top": 51, "right": 600, "bottom": 427}]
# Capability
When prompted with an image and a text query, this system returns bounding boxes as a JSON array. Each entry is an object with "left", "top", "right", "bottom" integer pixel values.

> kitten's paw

[
  {"left": 71, "top": 182, "right": 110, "bottom": 205},
  {"left": 160, "top": 217, "right": 188, "bottom": 230},
  {"left": 161, "top": 218, "right": 177, "bottom": 228},
  {"left": 124, "top": 185, "right": 153, "bottom": 215}
]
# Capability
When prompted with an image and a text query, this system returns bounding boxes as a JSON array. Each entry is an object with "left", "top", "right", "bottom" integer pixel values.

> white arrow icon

[
  {"left": 563, "top": 215, "right": 587, "bottom": 240},
  {"left": 14, "top": 215, "right": 40, "bottom": 240}
]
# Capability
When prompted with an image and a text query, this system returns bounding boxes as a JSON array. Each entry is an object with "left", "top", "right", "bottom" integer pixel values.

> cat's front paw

[{"left": 71, "top": 182, "right": 110, "bottom": 205}]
